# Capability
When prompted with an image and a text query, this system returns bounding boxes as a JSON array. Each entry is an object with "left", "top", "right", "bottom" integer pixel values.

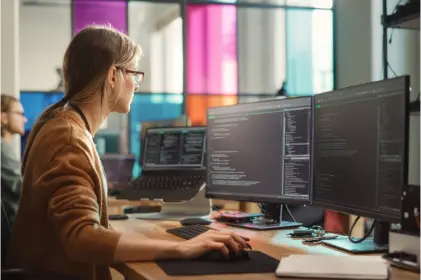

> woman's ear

[
  {"left": 1, "top": 112, "right": 8, "bottom": 126},
  {"left": 107, "top": 66, "right": 117, "bottom": 88}
]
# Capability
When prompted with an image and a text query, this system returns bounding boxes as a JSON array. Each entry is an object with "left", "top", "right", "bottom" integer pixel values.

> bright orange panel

[{"left": 186, "top": 95, "right": 238, "bottom": 126}]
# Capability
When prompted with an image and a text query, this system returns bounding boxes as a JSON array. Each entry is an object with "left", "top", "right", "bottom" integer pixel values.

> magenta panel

[
  {"left": 73, "top": 0, "right": 127, "bottom": 34},
  {"left": 186, "top": 4, "right": 237, "bottom": 95}
]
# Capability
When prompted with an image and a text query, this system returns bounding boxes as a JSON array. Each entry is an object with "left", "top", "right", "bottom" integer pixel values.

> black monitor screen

[
  {"left": 314, "top": 76, "right": 409, "bottom": 222},
  {"left": 101, "top": 155, "right": 135, "bottom": 184},
  {"left": 206, "top": 97, "right": 312, "bottom": 204},
  {"left": 143, "top": 127, "right": 206, "bottom": 170}
]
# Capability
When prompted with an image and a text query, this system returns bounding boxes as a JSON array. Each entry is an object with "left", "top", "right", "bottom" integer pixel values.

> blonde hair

[
  {"left": 1, "top": 94, "right": 20, "bottom": 137},
  {"left": 23, "top": 24, "right": 142, "bottom": 166}
]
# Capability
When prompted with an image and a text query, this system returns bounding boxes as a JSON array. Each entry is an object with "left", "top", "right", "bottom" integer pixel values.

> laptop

[
  {"left": 100, "top": 154, "right": 135, "bottom": 189},
  {"left": 117, "top": 126, "right": 207, "bottom": 202}
]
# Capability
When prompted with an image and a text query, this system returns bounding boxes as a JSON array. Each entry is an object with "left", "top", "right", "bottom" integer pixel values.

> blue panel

[
  {"left": 20, "top": 91, "right": 64, "bottom": 131},
  {"left": 20, "top": 91, "right": 64, "bottom": 157},
  {"left": 129, "top": 94, "right": 183, "bottom": 177}
]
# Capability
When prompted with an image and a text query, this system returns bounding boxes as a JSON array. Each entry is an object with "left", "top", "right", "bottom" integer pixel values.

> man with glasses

[{"left": 1, "top": 94, "right": 27, "bottom": 225}]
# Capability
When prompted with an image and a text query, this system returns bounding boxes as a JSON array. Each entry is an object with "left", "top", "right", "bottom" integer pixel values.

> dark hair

[
  {"left": 22, "top": 24, "right": 141, "bottom": 171},
  {"left": 1, "top": 94, "right": 20, "bottom": 137}
]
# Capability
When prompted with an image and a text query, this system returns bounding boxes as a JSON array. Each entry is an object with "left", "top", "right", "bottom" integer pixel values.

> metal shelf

[
  {"left": 382, "top": 0, "right": 420, "bottom": 30},
  {"left": 383, "top": 11, "right": 420, "bottom": 30}
]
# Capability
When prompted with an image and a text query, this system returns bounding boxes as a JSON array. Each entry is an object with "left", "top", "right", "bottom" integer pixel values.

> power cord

[
  {"left": 284, "top": 205, "right": 297, "bottom": 222},
  {"left": 257, "top": 203, "right": 297, "bottom": 222},
  {"left": 386, "top": 0, "right": 408, "bottom": 78},
  {"left": 348, "top": 216, "right": 376, "bottom": 244},
  {"left": 387, "top": 62, "right": 398, "bottom": 77}
]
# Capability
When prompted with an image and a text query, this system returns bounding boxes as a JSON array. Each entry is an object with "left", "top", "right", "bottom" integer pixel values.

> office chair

[{"left": 1, "top": 201, "right": 78, "bottom": 280}]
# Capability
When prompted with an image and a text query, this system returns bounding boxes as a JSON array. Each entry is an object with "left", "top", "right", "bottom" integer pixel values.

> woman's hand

[{"left": 175, "top": 230, "right": 249, "bottom": 259}]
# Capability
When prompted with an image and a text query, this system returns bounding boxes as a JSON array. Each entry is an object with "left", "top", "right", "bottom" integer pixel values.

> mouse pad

[{"left": 156, "top": 251, "right": 279, "bottom": 275}]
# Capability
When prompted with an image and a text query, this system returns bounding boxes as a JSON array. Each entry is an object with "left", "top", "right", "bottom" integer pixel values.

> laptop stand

[{"left": 132, "top": 184, "right": 212, "bottom": 221}]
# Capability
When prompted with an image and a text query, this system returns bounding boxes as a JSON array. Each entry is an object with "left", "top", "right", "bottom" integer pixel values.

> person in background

[
  {"left": 6, "top": 25, "right": 248, "bottom": 280},
  {"left": 1, "top": 94, "right": 27, "bottom": 225}
]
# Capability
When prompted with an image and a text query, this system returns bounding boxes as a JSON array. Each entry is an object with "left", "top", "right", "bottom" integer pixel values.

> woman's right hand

[{"left": 175, "top": 230, "right": 249, "bottom": 259}]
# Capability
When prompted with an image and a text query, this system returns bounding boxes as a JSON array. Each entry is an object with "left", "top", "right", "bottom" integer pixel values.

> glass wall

[{"left": 19, "top": 0, "right": 335, "bottom": 177}]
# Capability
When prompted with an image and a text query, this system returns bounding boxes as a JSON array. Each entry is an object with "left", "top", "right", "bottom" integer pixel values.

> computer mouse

[
  {"left": 197, "top": 249, "right": 250, "bottom": 262},
  {"left": 180, "top": 217, "right": 212, "bottom": 226}
]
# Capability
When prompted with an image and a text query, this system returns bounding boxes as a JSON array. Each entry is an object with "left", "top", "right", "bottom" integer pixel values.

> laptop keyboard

[{"left": 131, "top": 174, "right": 205, "bottom": 191}]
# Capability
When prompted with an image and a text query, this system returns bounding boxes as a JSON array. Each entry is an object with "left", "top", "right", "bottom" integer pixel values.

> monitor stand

[
  {"left": 226, "top": 204, "right": 302, "bottom": 230},
  {"left": 131, "top": 184, "right": 212, "bottom": 221},
  {"left": 322, "top": 221, "right": 389, "bottom": 254}
]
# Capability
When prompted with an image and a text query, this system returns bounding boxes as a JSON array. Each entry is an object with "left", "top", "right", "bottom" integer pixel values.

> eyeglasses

[
  {"left": 1, "top": 111, "right": 25, "bottom": 117},
  {"left": 6, "top": 111, "right": 25, "bottom": 117},
  {"left": 117, "top": 67, "right": 144, "bottom": 85}
]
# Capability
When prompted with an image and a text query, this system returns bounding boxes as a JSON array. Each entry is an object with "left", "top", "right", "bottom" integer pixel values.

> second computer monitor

[
  {"left": 313, "top": 76, "right": 409, "bottom": 253},
  {"left": 206, "top": 97, "right": 313, "bottom": 205}
]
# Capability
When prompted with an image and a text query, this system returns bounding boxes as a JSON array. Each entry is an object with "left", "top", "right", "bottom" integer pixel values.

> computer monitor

[
  {"left": 313, "top": 76, "right": 409, "bottom": 254},
  {"left": 100, "top": 154, "right": 135, "bottom": 188},
  {"left": 206, "top": 97, "right": 313, "bottom": 229},
  {"left": 142, "top": 126, "right": 206, "bottom": 171}
]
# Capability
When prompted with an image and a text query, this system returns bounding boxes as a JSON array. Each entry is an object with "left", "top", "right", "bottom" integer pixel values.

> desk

[
  {"left": 107, "top": 197, "right": 162, "bottom": 215},
  {"left": 110, "top": 217, "right": 419, "bottom": 280}
]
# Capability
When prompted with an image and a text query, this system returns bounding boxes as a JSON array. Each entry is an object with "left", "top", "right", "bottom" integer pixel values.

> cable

[
  {"left": 284, "top": 205, "right": 297, "bottom": 222},
  {"left": 257, "top": 203, "right": 269, "bottom": 217},
  {"left": 347, "top": 216, "right": 376, "bottom": 244},
  {"left": 393, "top": 0, "right": 405, "bottom": 12},
  {"left": 389, "top": 0, "right": 405, "bottom": 44},
  {"left": 387, "top": 0, "right": 406, "bottom": 75},
  {"left": 387, "top": 62, "right": 398, "bottom": 77}
]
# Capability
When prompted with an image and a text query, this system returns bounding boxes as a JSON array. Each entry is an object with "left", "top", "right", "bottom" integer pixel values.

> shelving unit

[
  {"left": 381, "top": 2, "right": 420, "bottom": 272},
  {"left": 383, "top": 8, "right": 420, "bottom": 29},
  {"left": 382, "top": 0, "right": 420, "bottom": 114}
]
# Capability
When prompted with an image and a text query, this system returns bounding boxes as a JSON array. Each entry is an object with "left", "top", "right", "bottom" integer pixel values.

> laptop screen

[
  {"left": 142, "top": 127, "right": 206, "bottom": 170},
  {"left": 101, "top": 154, "right": 135, "bottom": 184}
]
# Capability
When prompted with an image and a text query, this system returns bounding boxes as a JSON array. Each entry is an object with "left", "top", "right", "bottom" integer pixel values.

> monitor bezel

[
  {"left": 205, "top": 96, "right": 314, "bottom": 206},
  {"left": 142, "top": 126, "right": 207, "bottom": 171},
  {"left": 312, "top": 75, "right": 410, "bottom": 223}
]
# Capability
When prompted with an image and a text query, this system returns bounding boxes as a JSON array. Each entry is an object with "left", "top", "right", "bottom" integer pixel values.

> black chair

[{"left": 1, "top": 201, "right": 79, "bottom": 280}]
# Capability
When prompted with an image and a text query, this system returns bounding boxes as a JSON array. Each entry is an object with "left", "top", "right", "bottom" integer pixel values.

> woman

[
  {"left": 1, "top": 95, "right": 27, "bottom": 225},
  {"left": 6, "top": 25, "right": 247, "bottom": 280}
]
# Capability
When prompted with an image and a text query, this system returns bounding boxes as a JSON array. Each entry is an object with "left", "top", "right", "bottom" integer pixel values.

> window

[
  {"left": 286, "top": 0, "right": 333, "bottom": 9},
  {"left": 150, "top": 17, "right": 183, "bottom": 93},
  {"left": 128, "top": 2, "right": 182, "bottom": 94},
  {"left": 286, "top": 9, "right": 333, "bottom": 95},
  {"left": 238, "top": 8, "right": 286, "bottom": 94}
]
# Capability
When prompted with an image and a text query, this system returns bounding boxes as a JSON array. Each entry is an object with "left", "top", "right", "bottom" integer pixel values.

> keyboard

[
  {"left": 166, "top": 225, "right": 214, "bottom": 240},
  {"left": 116, "top": 172, "right": 205, "bottom": 201},
  {"left": 131, "top": 174, "right": 205, "bottom": 191}
]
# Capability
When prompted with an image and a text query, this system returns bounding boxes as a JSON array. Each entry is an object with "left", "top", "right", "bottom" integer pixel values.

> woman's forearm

[{"left": 113, "top": 232, "right": 182, "bottom": 262}]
